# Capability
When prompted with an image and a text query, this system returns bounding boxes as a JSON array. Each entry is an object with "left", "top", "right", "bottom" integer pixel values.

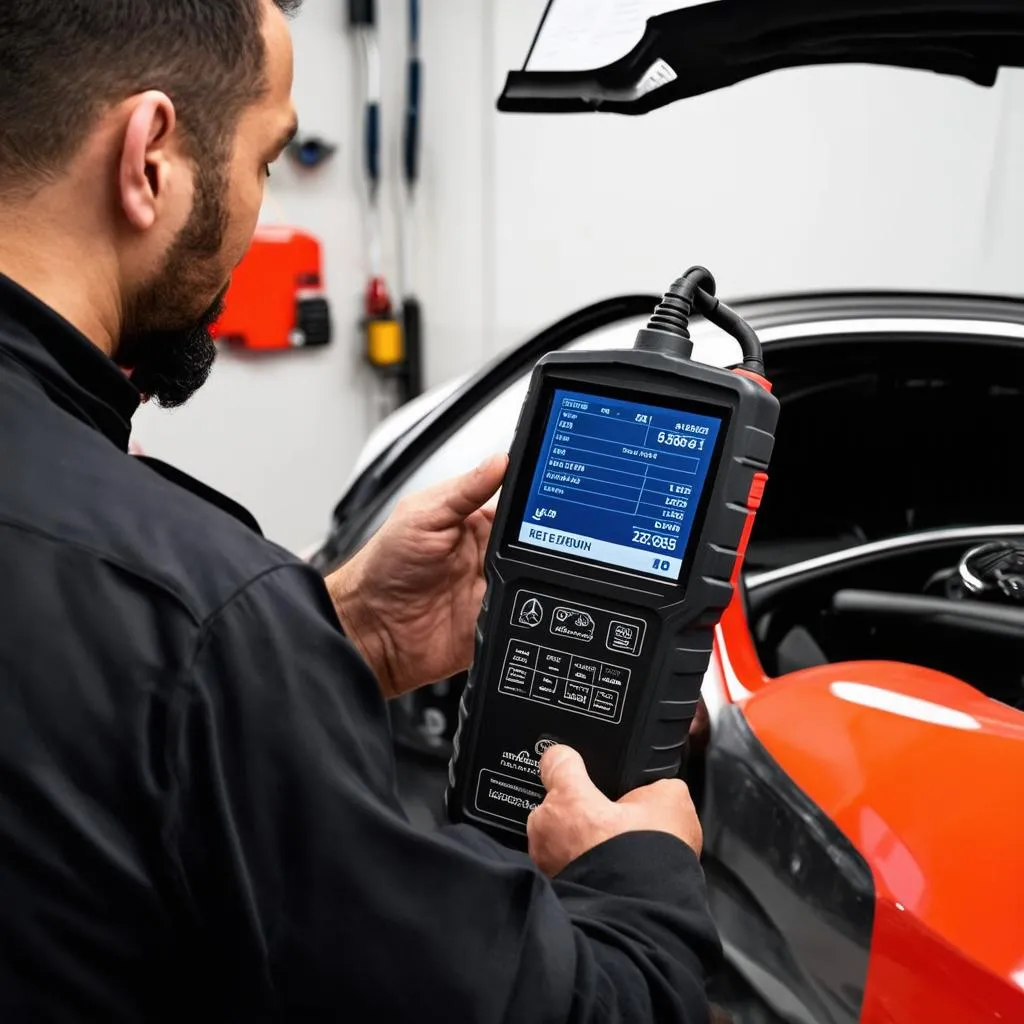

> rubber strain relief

[{"left": 647, "top": 292, "right": 693, "bottom": 338}]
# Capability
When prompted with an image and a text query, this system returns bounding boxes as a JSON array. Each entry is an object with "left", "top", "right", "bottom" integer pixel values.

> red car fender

[{"left": 714, "top": 581, "right": 1024, "bottom": 1023}]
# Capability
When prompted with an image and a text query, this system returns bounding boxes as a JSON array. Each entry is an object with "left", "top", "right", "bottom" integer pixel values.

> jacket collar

[{"left": 0, "top": 272, "right": 140, "bottom": 450}]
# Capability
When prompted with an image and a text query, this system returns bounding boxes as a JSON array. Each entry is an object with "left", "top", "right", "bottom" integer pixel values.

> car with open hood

[{"left": 312, "top": 4, "right": 1024, "bottom": 1021}]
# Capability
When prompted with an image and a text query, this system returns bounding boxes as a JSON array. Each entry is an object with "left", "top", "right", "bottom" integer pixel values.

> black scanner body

[{"left": 446, "top": 347, "right": 779, "bottom": 847}]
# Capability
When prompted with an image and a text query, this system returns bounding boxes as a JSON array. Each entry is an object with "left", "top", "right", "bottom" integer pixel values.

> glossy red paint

[
  {"left": 714, "top": 483, "right": 773, "bottom": 701},
  {"left": 715, "top": 586, "right": 769, "bottom": 701},
  {"left": 714, "top": 607, "right": 1024, "bottom": 1023}
]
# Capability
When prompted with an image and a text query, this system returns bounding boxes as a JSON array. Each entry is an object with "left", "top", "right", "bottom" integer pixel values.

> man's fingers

[
  {"left": 478, "top": 494, "right": 500, "bottom": 523},
  {"left": 431, "top": 454, "right": 508, "bottom": 524},
  {"left": 539, "top": 744, "right": 593, "bottom": 794}
]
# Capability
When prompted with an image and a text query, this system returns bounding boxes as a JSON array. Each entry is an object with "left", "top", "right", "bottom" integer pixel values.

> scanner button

[
  {"left": 501, "top": 664, "right": 532, "bottom": 694},
  {"left": 591, "top": 689, "right": 619, "bottom": 717},
  {"left": 598, "top": 664, "right": 630, "bottom": 689},
  {"left": 747, "top": 471, "right": 769, "bottom": 511},
  {"left": 550, "top": 606, "right": 596, "bottom": 643},
  {"left": 531, "top": 674, "right": 560, "bottom": 699},
  {"left": 508, "top": 643, "right": 538, "bottom": 669},
  {"left": 537, "top": 649, "right": 570, "bottom": 678},
  {"left": 559, "top": 681, "right": 592, "bottom": 711},
  {"left": 513, "top": 594, "right": 545, "bottom": 629},
  {"left": 568, "top": 659, "right": 599, "bottom": 686},
  {"left": 606, "top": 620, "right": 642, "bottom": 657}
]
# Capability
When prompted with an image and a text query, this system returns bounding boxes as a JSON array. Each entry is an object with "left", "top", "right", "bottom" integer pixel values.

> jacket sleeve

[{"left": 161, "top": 563, "right": 722, "bottom": 1023}]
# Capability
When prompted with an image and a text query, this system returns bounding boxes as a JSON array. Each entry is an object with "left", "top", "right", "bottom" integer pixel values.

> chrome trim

[
  {"left": 959, "top": 547, "right": 990, "bottom": 595},
  {"left": 746, "top": 525, "right": 1024, "bottom": 590},
  {"left": 754, "top": 317, "right": 1024, "bottom": 344}
]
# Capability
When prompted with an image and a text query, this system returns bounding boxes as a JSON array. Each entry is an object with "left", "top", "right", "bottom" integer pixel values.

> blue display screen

[{"left": 517, "top": 389, "right": 724, "bottom": 581}]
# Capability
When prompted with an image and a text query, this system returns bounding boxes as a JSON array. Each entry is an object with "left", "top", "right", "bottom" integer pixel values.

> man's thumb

[
  {"left": 435, "top": 453, "right": 508, "bottom": 522},
  {"left": 539, "top": 744, "right": 595, "bottom": 794}
]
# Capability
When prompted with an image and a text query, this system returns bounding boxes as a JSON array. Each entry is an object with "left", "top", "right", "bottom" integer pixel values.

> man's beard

[
  {"left": 117, "top": 164, "right": 229, "bottom": 409},
  {"left": 118, "top": 292, "right": 225, "bottom": 408}
]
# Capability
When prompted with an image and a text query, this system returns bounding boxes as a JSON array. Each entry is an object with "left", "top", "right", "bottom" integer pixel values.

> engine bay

[
  {"left": 744, "top": 337, "right": 1024, "bottom": 569},
  {"left": 746, "top": 334, "right": 1024, "bottom": 709},
  {"left": 747, "top": 531, "right": 1024, "bottom": 710}
]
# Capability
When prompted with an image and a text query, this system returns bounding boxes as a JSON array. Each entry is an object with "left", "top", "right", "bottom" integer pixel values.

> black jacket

[{"left": 0, "top": 272, "right": 721, "bottom": 1022}]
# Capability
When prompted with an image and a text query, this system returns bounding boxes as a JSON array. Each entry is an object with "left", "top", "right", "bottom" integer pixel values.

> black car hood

[{"left": 499, "top": 0, "right": 1024, "bottom": 114}]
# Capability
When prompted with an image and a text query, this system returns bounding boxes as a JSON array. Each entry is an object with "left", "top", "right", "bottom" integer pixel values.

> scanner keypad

[
  {"left": 497, "top": 639, "right": 626, "bottom": 723},
  {"left": 498, "top": 589, "right": 647, "bottom": 726}
]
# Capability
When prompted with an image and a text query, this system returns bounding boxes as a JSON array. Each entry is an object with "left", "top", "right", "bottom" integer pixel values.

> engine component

[{"left": 959, "top": 540, "right": 1024, "bottom": 603}]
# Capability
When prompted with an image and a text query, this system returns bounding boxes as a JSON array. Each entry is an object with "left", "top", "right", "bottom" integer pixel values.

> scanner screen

[{"left": 517, "top": 389, "right": 724, "bottom": 582}]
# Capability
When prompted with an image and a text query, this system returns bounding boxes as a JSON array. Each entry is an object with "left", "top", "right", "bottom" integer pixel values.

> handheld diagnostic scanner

[{"left": 446, "top": 267, "right": 779, "bottom": 847}]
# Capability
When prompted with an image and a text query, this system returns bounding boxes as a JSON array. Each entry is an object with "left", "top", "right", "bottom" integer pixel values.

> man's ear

[{"left": 119, "top": 91, "right": 178, "bottom": 232}]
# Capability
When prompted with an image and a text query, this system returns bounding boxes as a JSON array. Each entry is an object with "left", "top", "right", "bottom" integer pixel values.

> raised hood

[{"left": 499, "top": 0, "right": 1024, "bottom": 115}]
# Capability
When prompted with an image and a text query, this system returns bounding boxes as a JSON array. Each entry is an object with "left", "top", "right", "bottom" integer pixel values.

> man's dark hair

[{"left": 0, "top": 0, "right": 303, "bottom": 194}]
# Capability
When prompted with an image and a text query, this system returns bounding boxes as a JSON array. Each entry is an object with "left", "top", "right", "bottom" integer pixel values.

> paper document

[{"left": 526, "top": 0, "right": 722, "bottom": 72}]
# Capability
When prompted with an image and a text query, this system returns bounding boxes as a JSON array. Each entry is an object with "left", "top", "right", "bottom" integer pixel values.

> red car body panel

[{"left": 714, "top": 590, "right": 1024, "bottom": 1023}]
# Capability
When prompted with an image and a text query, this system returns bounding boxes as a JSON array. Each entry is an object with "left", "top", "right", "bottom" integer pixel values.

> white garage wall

[
  {"left": 132, "top": 1, "right": 1024, "bottom": 552},
  {"left": 132, "top": 0, "right": 490, "bottom": 552}
]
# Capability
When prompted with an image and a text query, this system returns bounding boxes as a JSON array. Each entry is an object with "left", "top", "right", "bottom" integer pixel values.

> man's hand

[
  {"left": 326, "top": 454, "right": 507, "bottom": 699},
  {"left": 527, "top": 745, "right": 703, "bottom": 877}
]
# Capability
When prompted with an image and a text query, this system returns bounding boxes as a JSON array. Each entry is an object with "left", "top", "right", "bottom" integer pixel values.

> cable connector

[
  {"left": 634, "top": 265, "right": 765, "bottom": 375},
  {"left": 633, "top": 267, "right": 716, "bottom": 360}
]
